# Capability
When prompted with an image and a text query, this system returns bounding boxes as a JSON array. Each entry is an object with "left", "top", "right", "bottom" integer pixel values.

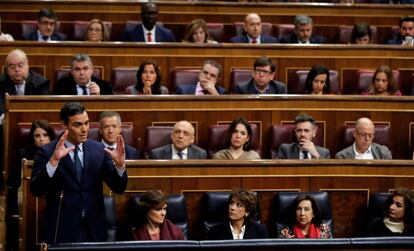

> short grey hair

[
  {"left": 71, "top": 53, "right": 93, "bottom": 68},
  {"left": 99, "top": 111, "right": 122, "bottom": 126},
  {"left": 294, "top": 15, "right": 313, "bottom": 26}
]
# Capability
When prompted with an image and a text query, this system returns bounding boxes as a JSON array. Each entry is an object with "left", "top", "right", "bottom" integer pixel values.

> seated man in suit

[
  {"left": 175, "top": 60, "right": 226, "bottom": 95},
  {"left": 121, "top": 2, "right": 175, "bottom": 42},
  {"left": 335, "top": 117, "right": 392, "bottom": 159},
  {"left": 54, "top": 53, "right": 113, "bottom": 95},
  {"left": 99, "top": 111, "right": 139, "bottom": 159},
  {"left": 0, "top": 49, "right": 49, "bottom": 115},
  {"left": 277, "top": 113, "right": 330, "bottom": 159},
  {"left": 23, "top": 8, "right": 67, "bottom": 42},
  {"left": 234, "top": 56, "right": 286, "bottom": 94},
  {"left": 149, "top": 120, "right": 207, "bottom": 159},
  {"left": 387, "top": 16, "right": 414, "bottom": 45},
  {"left": 280, "top": 15, "right": 326, "bottom": 44},
  {"left": 230, "top": 13, "right": 278, "bottom": 44}
]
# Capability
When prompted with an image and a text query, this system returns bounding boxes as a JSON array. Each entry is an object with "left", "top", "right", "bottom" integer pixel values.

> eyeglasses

[
  {"left": 254, "top": 69, "right": 272, "bottom": 75},
  {"left": 355, "top": 129, "right": 375, "bottom": 139}
]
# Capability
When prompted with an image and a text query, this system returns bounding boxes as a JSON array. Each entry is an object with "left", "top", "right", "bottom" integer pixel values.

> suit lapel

[
  {"left": 60, "top": 151, "right": 78, "bottom": 183},
  {"left": 292, "top": 144, "right": 301, "bottom": 159}
]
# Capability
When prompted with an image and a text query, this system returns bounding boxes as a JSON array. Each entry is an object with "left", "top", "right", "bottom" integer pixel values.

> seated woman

[
  {"left": 125, "top": 60, "right": 169, "bottom": 95},
  {"left": 278, "top": 194, "right": 332, "bottom": 238},
  {"left": 213, "top": 117, "right": 260, "bottom": 160},
  {"left": 304, "top": 65, "right": 331, "bottom": 95},
  {"left": 350, "top": 23, "right": 371, "bottom": 44},
  {"left": 208, "top": 188, "right": 269, "bottom": 239},
  {"left": 362, "top": 65, "right": 401, "bottom": 96},
  {"left": 85, "top": 19, "right": 110, "bottom": 42},
  {"left": 366, "top": 188, "right": 414, "bottom": 236},
  {"left": 183, "top": 19, "right": 217, "bottom": 44},
  {"left": 132, "top": 190, "right": 185, "bottom": 240},
  {"left": 8, "top": 120, "right": 55, "bottom": 215}
]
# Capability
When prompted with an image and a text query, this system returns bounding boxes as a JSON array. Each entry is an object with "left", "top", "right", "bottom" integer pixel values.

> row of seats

[
  {"left": 17, "top": 121, "right": 394, "bottom": 159},
  {"left": 23, "top": 66, "right": 414, "bottom": 95},
  {"left": 17, "top": 20, "right": 399, "bottom": 44},
  {"left": 122, "top": 191, "right": 391, "bottom": 240}
]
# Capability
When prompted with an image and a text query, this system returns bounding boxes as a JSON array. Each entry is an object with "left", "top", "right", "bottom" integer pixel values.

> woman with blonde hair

[{"left": 85, "top": 19, "right": 110, "bottom": 42}]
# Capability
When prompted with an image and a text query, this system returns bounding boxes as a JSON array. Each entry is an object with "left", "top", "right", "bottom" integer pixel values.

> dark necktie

[
  {"left": 251, "top": 38, "right": 257, "bottom": 44},
  {"left": 177, "top": 151, "right": 184, "bottom": 159},
  {"left": 107, "top": 146, "right": 115, "bottom": 151},
  {"left": 79, "top": 85, "right": 88, "bottom": 95},
  {"left": 73, "top": 146, "right": 83, "bottom": 182},
  {"left": 302, "top": 151, "right": 309, "bottom": 159},
  {"left": 42, "top": 35, "right": 49, "bottom": 41}
]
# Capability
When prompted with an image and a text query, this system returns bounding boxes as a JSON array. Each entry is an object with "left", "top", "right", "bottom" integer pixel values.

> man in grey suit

[
  {"left": 234, "top": 56, "right": 287, "bottom": 94},
  {"left": 277, "top": 113, "right": 330, "bottom": 159},
  {"left": 149, "top": 120, "right": 207, "bottom": 159},
  {"left": 335, "top": 117, "right": 392, "bottom": 159}
]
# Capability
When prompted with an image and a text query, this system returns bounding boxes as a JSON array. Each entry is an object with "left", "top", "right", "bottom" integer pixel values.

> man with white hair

[{"left": 335, "top": 117, "right": 392, "bottom": 159}]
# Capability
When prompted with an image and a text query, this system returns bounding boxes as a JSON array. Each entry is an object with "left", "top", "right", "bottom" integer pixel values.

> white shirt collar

[
  {"left": 142, "top": 25, "right": 156, "bottom": 43},
  {"left": 102, "top": 140, "right": 116, "bottom": 149},
  {"left": 37, "top": 30, "right": 51, "bottom": 42},
  {"left": 353, "top": 143, "right": 374, "bottom": 160},
  {"left": 247, "top": 35, "right": 261, "bottom": 44},
  {"left": 171, "top": 145, "right": 188, "bottom": 159},
  {"left": 229, "top": 222, "right": 246, "bottom": 239}
]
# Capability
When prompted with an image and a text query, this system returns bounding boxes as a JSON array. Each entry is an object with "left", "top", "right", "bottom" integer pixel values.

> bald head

[
  {"left": 353, "top": 117, "right": 375, "bottom": 153},
  {"left": 355, "top": 117, "right": 374, "bottom": 131},
  {"left": 171, "top": 120, "right": 195, "bottom": 151},
  {"left": 6, "top": 49, "right": 29, "bottom": 84},
  {"left": 244, "top": 13, "right": 262, "bottom": 39}
]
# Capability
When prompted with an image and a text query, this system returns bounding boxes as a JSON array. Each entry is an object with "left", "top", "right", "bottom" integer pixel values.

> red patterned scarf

[{"left": 293, "top": 223, "right": 320, "bottom": 238}]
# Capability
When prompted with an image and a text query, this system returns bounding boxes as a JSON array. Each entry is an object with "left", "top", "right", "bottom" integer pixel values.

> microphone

[{"left": 54, "top": 190, "right": 64, "bottom": 243}]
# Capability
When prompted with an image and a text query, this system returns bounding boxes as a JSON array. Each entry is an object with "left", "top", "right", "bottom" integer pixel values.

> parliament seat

[
  {"left": 55, "top": 67, "right": 102, "bottom": 92},
  {"left": 273, "top": 191, "right": 333, "bottom": 237},
  {"left": 73, "top": 20, "right": 112, "bottom": 41},
  {"left": 233, "top": 22, "right": 274, "bottom": 38},
  {"left": 88, "top": 122, "right": 135, "bottom": 147},
  {"left": 269, "top": 123, "right": 325, "bottom": 159},
  {"left": 207, "top": 23, "right": 225, "bottom": 43},
  {"left": 143, "top": 126, "right": 173, "bottom": 159},
  {"left": 170, "top": 67, "right": 200, "bottom": 92},
  {"left": 367, "top": 192, "right": 389, "bottom": 222},
  {"left": 287, "top": 69, "right": 340, "bottom": 94},
  {"left": 229, "top": 68, "right": 252, "bottom": 93},
  {"left": 104, "top": 195, "right": 117, "bottom": 241},
  {"left": 337, "top": 25, "right": 378, "bottom": 44},
  {"left": 126, "top": 193, "right": 189, "bottom": 239},
  {"left": 337, "top": 122, "right": 391, "bottom": 153},
  {"left": 342, "top": 69, "right": 400, "bottom": 95},
  {"left": 111, "top": 67, "right": 138, "bottom": 94},
  {"left": 274, "top": 24, "right": 294, "bottom": 40},
  {"left": 21, "top": 20, "right": 62, "bottom": 40},
  {"left": 207, "top": 123, "right": 261, "bottom": 158}
]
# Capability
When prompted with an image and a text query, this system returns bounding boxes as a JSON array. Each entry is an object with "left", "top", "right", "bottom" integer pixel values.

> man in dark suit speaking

[
  {"left": 31, "top": 102, "right": 127, "bottom": 243},
  {"left": 149, "top": 120, "right": 207, "bottom": 160}
]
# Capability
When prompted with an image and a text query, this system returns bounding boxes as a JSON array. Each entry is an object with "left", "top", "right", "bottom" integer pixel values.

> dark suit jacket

[
  {"left": 125, "top": 144, "right": 139, "bottom": 159},
  {"left": 54, "top": 75, "right": 113, "bottom": 95},
  {"left": 235, "top": 78, "right": 287, "bottom": 94},
  {"left": 277, "top": 142, "right": 331, "bottom": 159},
  {"left": 229, "top": 35, "right": 278, "bottom": 43},
  {"left": 23, "top": 31, "right": 67, "bottom": 41},
  {"left": 208, "top": 220, "right": 269, "bottom": 240},
  {"left": 30, "top": 139, "right": 128, "bottom": 243},
  {"left": 148, "top": 144, "right": 207, "bottom": 159},
  {"left": 121, "top": 24, "right": 175, "bottom": 42},
  {"left": 280, "top": 33, "right": 326, "bottom": 44},
  {"left": 387, "top": 36, "right": 404, "bottom": 45},
  {"left": 0, "top": 70, "right": 50, "bottom": 113},
  {"left": 175, "top": 82, "right": 226, "bottom": 95},
  {"left": 133, "top": 219, "right": 184, "bottom": 240},
  {"left": 335, "top": 142, "right": 392, "bottom": 159}
]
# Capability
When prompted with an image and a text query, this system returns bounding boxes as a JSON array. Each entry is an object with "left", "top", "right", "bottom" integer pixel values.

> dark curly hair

[{"left": 223, "top": 117, "right": 253, "bottom": 151}]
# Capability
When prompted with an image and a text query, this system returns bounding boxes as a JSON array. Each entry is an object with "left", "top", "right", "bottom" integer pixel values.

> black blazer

[
  {"left": 30, "top": 139, "right": 127, "bottom": 243},
  {"left": 280, "top": 33, "right": 326, "bottom": 44},
  {"left": 54, "top": 75, "right": 113, "bottom": 95},
  {"left": 23, "top": 31, "right": 67, "bottom": 41},
  {"left": 208, "top": 220, "right": 269, "bottom": 240}
]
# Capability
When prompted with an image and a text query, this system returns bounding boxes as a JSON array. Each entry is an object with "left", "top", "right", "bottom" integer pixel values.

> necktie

[
  {"left": 79, "top": 85, "right": 88, "bottom": 95},
  {"left": 251, "top": 38, "right": 257, "bottom": 44},
  {"left": 302, "top": 151, "right": 309, "bottom": 159},
  {"left": 177, "top": 151, "right": 184, "bottom": 159},
  {"left": 147, "top": 32, "right": 152, "bottom": 42},
  {"left": 15, "top": 84, "right": 24, "bottom": 96},
  {"left": 107, "top": 147, "right": 115, "bottom": 151},
  {"left": 42, "top": 35, "right": 49, "bottom": 41},
  {"left": 73, "top": 146, "right": 83, "bottom": 182}
]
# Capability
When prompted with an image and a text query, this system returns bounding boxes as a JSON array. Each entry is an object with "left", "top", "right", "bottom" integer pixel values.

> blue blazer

[
  {"left": 235, "top": 78, "right": 287, "bottom": 94},
  {"left": 280, "top": 33, "right": 326, "bottom": 44},
  {"left": 230, "top": 35, "right": 278, "bottom": 43},
  {"left": 387, "top": 36, "right": 403, "bottom": 45},
  {"left": 125, "top": 144, "right": 139, "bottom": 159},
  {"left": 175, "top": 82, "right": 226, "bottom": 95},
  {"left": 30, "top": 139, "right": 127, "bottom": 243},
  {"left": 121, "top": 24, "right": 175, "bottom": 42},
  {"left": 23, "top": 31, "right": 67, "bottom": 41}
]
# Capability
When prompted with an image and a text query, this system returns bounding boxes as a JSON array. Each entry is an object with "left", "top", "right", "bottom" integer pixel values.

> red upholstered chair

[
  {"left": 17, "top": 122, "right": 62, "bottom": 150},
  {"left": 337, "top": 122, "right": 391, "bottom": 153},
  {"left": 268, "top": 123, "right": 325, "bottom": 159},
  {"left": 21, "top": 20, "right": 61, "bottom": 40},
  {"left": 274, "top": 24, "right": 294, "bottom": 40},
  {"left": 73, "top": 20, "right": 112, "bottom": 41},
  {"left": 207, "top": 23, "right": 225, "bottom": 42},
  {"left": 229, "top": 68, "right": 252, "bottom": 93},
  {"left": 207, "top": 123, "right": 261, "bottom": 158},
  {"left": 170, "top": 67, "right": 200, "bottom": 92},
  {"left": 355, "top": 69, "right": 399, "bottom": 94},
  {"left": 233, "top": 22, "right": 274, "bottom": 37},
  {"left": 143, "top": 126, "right": 173, "bottom": 159},
  {"left": 87, "top": 122, "right": 135, "bottom": 147},
  {"left": 337, "top": 25, "right": 378, "bottom": 44},
  {"left": 287, "top": 69, "right": 340, "bottom": 94},
  {"left": 111, "top": 67, "right": 139, "bottom": 94}
]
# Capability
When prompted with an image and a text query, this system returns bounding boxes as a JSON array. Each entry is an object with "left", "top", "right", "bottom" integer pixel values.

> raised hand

[
  {"left": 88, "top": 81, "right": 101, "bottom": 95},
  {"left": 50, "top": 130, "right": 75, "bottom": 166},
  {"left": 299, "top": 139, "right": 320, "bottom": 159},
  {"left": 104, "top": 135, "right": 126, "bottom": 170}
]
